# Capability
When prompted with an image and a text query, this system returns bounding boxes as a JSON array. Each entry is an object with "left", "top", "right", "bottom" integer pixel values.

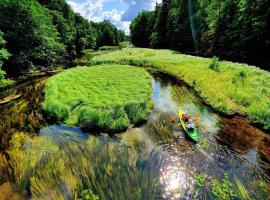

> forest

[
  {"left": 0, "top": 0, "right": 125, "bottom": 78},
  {"left": 130, "top": 0, "right": 270, "bottom": 70}
]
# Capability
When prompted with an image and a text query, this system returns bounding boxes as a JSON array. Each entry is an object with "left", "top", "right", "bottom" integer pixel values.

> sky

[{"left": 67, "top": 0, "right": 161, "bottom": 34}]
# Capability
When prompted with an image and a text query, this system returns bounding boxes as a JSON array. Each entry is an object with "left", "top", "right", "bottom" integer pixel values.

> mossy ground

[
  {"left": 91, "top": 48, "right": 270, "bottom": 129},
  {"left": 43, "top": 65, "right": 153, "bottom": 132}
]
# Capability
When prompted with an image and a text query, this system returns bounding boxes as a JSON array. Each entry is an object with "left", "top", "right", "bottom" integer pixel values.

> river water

[{"left": 0, "top": 71, "right": 269, "bottom": 199}]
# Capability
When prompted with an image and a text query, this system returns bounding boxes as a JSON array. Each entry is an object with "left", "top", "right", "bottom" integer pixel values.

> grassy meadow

[
  {"left": 90, "top": 48, "right": 270, "bottom": 129},
  {"left": 43, "top": 65, "right": 153, "bottom": 132}
]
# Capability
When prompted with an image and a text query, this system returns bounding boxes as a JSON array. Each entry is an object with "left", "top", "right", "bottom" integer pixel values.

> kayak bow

[{"left": 178, "top": 109, "right": 198, "bottom": 143}]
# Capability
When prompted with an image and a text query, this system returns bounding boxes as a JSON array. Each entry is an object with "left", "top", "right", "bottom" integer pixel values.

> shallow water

[{"left": 0, "top": 72, "right": 269, "bottom": 199}]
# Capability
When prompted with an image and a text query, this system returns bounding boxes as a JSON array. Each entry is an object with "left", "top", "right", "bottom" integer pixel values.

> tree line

[
  {"left": 130, "top": 0, "right": 270, "bottom": 70},
  {"left": 0, "top": 0, "right": 126, "bottom": 77}
]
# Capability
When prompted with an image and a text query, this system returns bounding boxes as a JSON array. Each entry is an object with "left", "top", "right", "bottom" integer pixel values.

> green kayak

[{"left": 178, "top": 109, "right": 198, "bottom": 143}]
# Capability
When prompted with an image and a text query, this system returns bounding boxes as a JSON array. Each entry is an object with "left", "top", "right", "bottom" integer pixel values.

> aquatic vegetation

[
  {"left": 198, "top": 137, "right": 210, "bottom": 148},
  {"left": 5, "top": 130, "right": 158, "bottom": 200},
  {"left": 134, "top": 186, "right": 142, "bottom": 200},
  {"left": 234, "top": 176, "right": 250, "bottom": 200},
  {"left": 7, "top": 132, "right": 59, "bottom": 190},
  {"left": 211, "top": 174, "right": 236, "bottom": 200},
  {"left": 195, "top": 172, "right": 207, "bottom": 188},
  {"left": 91, "top": 48, "right": 270, "bottom": 129},
  {"left": 77, "top": 189, "right": 99, "bottom": 200},
  {"left": 43, "top": 65, "right": 153, "bottom": 132},
  {"left": 254, "top": 180, "right": 270, "bottom": 200}
]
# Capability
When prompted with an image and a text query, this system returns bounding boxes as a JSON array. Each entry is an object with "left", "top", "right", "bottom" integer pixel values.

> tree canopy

[
  {"left": 0, "top": 0, "right": 126, "bottom": 76},
  {"left": 130, "top": 0, "right": 270, "bottom": 70}
]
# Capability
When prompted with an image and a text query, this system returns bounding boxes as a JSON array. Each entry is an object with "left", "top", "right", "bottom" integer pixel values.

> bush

[{"left": 209, "top": 56, "right": 220, "bottom": 72}]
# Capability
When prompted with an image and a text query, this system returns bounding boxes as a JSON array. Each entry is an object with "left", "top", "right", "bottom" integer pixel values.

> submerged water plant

[
  {"left": 195, "top": 172, "right": 207, "bottom": 188},
  {"left": 211, "top": 173, "right": 236, "bottom": 200}
]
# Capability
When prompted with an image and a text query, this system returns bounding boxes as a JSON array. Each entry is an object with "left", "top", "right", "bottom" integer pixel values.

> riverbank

[{"left": 90, "top": 48, "right": 270, "bottom": 129}]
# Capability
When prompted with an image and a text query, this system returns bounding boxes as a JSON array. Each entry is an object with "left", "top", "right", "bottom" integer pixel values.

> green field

[
  {"left": 43, "top": 65, "right": 153, "bottom": 132},
  {"left": 91, "top": 48, "right": 270, "bottom": 129}
]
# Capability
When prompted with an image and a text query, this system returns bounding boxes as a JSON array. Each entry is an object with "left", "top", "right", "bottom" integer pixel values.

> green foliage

[
  {"left": 209, "top": 56, "right": 220, "bottom": 72},
  {"left": 195, "top": 172, "right": 207, "bottom": 188},
  {"left": 134, "top": 186, "right": 142, "bottom": 200},
  {"left": 43, "top": 65, "right": 153, "bottom": 132},
  {"left": 96, "top": 20, "right": 125, "bottom": 48},
  {"left": 77, "top": 189, "right": 99, "bottom": 200},
  {"left": 234, "top": 176, "right": 251, "bottom": 200},
  {"left": 255, "top": 181, "right": 269, "bottom": 200},
  {"left": 92, "top": 48, "right": 270, "bottom": 129},
  {"left": 0, "top": 0, "right": 65, "bottom": 73},
  {"left": 0, "top": 0, "right": 125, "bottom": 75},
  {"left": 0, "top": 31, "right": 11, "bottom": 86},
  {"left": 130, "top": 11, "right": 155, "bottom": 48},
  {"left": 211, "top": 174, "right": 236, "bottom": 200}
]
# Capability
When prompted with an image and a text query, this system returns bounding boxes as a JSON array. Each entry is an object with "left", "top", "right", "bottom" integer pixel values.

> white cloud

[{"left": 67, "top": 0, "right": 160, "bottom": 34}]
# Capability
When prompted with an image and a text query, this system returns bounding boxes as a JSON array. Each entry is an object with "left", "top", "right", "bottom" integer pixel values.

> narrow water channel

[{"left": 0, "top": 71, "right": 269, "bottom": 199}]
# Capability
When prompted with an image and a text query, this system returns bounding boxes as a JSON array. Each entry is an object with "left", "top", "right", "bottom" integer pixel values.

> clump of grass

[
  {"left": 77, "top": 189, "right": 99, "bottom": 200},
  {"left": 91, "top": 48, "right": 270, "bottom": 129},
  {"left": 209, "top": 56, "right": 220, "bottom": 72},
  {"left": 43, "top": 65, "right": 153, "bottom": 132},
  {"left": 232, "top": 70, "right": 247, "bottom": 85}
]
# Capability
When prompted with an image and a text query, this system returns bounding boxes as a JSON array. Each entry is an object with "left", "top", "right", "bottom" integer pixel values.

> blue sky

[{"left": 67, "top": 0, "right": 161, "bottom": 34}]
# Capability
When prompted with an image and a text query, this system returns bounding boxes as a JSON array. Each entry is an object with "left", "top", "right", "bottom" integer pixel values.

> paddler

[
  {"left": 182, "top": 112, "right": 191, "bottom": 123},
  {"left": 182, "top": 112, "right": 195, "bottom": 130}
]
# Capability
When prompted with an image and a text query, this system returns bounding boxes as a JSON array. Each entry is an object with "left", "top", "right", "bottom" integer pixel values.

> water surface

[{"left": 0, "top": 72, "right": 269, "bottom": 199}]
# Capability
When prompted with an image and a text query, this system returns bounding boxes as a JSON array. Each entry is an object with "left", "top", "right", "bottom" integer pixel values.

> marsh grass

[
  {"left": 91, "top": 48, "right": 270, "bottom": 129},
  {"left": 43, "top": 65, "right": 153, "bottom": 132}
]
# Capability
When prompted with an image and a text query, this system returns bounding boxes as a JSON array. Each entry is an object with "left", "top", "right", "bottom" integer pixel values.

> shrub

[{"left": 209, "top": 56, "right": 220, "bottom": 72}]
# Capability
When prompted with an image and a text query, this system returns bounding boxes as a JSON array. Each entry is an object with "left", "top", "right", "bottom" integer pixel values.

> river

[{"left": 0, "top": 70, "right": 269, "bottom": 199}]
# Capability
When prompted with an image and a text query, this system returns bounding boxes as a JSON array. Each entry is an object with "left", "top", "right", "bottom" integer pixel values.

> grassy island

[
  {"left": 43, "top": 65, "right": 153, "bottom": 132},
  {"left": 91, "top": 48, "right": 270, "bottom": 129}
]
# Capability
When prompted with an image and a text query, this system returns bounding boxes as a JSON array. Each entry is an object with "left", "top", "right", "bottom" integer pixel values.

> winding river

[{"left": 0, "top": 70, "right": 269, "bottom": 199}]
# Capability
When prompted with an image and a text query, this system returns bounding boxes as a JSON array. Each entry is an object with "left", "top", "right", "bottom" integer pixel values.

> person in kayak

[
  {"left": 182, "top": 112, "right": 191, "bottom": 123},
  {"left": 182, "top": 112, "right": 195, "bottom": 130}
]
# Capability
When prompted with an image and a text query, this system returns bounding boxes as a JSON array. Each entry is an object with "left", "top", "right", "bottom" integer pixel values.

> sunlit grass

[
  {"left": 43, "top": 65, "right": 153, "bottom": 132},
  {"left": 91, "top": 48, "right": 270, "bottom": 129}
]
